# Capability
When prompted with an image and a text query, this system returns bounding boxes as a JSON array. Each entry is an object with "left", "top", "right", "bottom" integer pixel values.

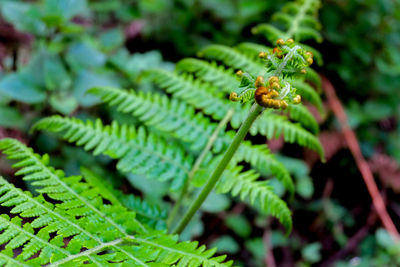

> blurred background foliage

[{"left": 0, "top": 0, "right": 399, "bottom": 266}]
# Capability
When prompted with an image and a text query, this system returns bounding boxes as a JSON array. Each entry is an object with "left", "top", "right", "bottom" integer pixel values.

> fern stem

[
  {"left": 167, "top": 109, "right": 234, "bottom": 228},
  {"left": 172, "top": 104, "right": 264, "bottom": 234},
  {"left": 47, "top": 237, "right": 130, "bottom": 266},
  {"left": 284, "top": 0, "right": 314, "bottom": 39}
]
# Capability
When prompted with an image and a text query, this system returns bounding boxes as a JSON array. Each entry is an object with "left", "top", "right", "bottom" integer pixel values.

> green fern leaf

[
  {"left": 176, "top": 58, "right": 239, "bottom": 91},
  {"left": 250, "top": 111, "right": 324, "bottom": 160},
  {"left": 235, "top": 141, "right": 295, "bottom": 195},
  {"left": 0, "top": 140, "right": 233, "bottom": 266},
  {"left": 235, "top": 42, "right": 271, "bottom": 60},
  {"left": 253, "top": 0, "right": 322, "bottom": 43},
  {"left": 89, "top": 87, "right": 295, "bottom": 193},
  {"left": 89, "top": 86, "right": 225, "bottom": 153},
  {"left": 197, "top": 44, "right": 266, "bottom": 76},
  {"left": 292, "top": 80, "right": 323, "bottom": 112},
  {"left": 32, "top": 117, "right": 193, "bottom": 191},
  {"left": 144, "top": 69, "right": 232, "bottom": 121},
  {"left": 286, "top": 104, "right": 319, "bottom": 134},
  {"left": 217, "top": 166, "right": 292, "bottom": 233}
]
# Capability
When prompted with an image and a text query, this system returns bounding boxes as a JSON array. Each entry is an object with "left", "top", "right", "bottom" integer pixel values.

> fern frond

[
  {"left": 251, "top": 111, "right": 324, "bottom": 160},
  {"left": 144, "top": 69, "right": 232, "bottom": 121},
  {"left": 304, "top": 67, "right": 322, "bottom": 89},
  {"left": 217, "top": 166, "right": 292, "bottom": 233},
  {"left": 119, "top": 194, "right": 168, "bottom": 230},
  {"left": 89, "top": 86, "right": 296, "bottom": 193},
  {"left": 291, "top": 80, "right": 323, "bottom": 112},
  {"left": 81, "top": 166, "right": 168, "bottom": 230},
  {"left": 235, "top": 141, "right": 294, "bottom": 195},
  {"left": 32, "top": 117, "right": 193, "bottom": 191},
  {"left": 80, "top": 167, "right": 122, "bottom": 206},
  {"left": 286, "top": 104, "right": 319, "bottom": 134},
  {"left": 235, "top": 42, "right": 271, "bottom": 60},
  {"left": 176, "top": 58, "right": 239, "bottom": 91},
  {"left": 0, "top": 141, "right": 233, "bottom": 266},
  {"left": 251, "top": 24, "right": 286, "bottom": 44},
  {"left": 89, "top": 86, "right": 224, "bottom": 153},
  {"left": 253, "top": 0, "right": 322, "bottom": 43},
  {"left": 299, "top": 43, "right": 323, "bottom": 66},
  {"left": 144, "top": 69, "right": 320, "bottom": 153},
  {"left": 197, "top": 44, "right": 267, "bottom": 76}
]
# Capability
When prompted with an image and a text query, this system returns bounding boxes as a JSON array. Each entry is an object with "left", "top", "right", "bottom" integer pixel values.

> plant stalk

[
  {"left": 167, "top": 109, "right": 234, "bottom": 229},
  {"left": 172, "top": 103, "right": 264, "bottom": 234}
]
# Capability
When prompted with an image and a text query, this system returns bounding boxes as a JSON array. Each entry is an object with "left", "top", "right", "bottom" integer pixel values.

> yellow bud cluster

[
  {"left": 236, "top": 70, "right": 244, "bottom": 77},
  {"left": 276, "top": 38, "right": 294, "bottom": 46},
  {"left": 254, "top": 76, "right": 288, "bottom": 109},
  {"left": 229, "top": 92, "right": 239, "bottom": 101}
]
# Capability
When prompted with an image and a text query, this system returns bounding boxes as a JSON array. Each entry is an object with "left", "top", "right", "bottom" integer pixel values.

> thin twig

[
  {"left": 263, "top": 227, "right": 276, "bottom": 267},
  {"left": 322, "top": 77, "right": 399, "bottom": 241}
]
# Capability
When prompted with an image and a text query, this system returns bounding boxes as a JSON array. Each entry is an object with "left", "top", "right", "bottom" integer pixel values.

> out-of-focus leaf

[
  {"left": 0, "top": 74, "right": 46, "bottom": 103},
  {"left": 66, "top": 43, "right": 106, "bottom": 71},
  {"left": 180, "top": 213, "right": 204, "bottom": 241},
  {"left": 1, "top": 1, "right": 46, "bottom": 35},
  {"left": 225, "top": 214, "right": 251, "bottom": 238},
  {"left": 301, "top": 242, "right": 322, "bottom": 263},
  {"left": 42, "top": 0, "right": 88, "bottom": 26},
  {"left": 210, "top": 236, "right": 239, "bottom": 254},
  {"left": 44, "top": 55, "right": 71, "bottom": 91},
  {"left": 73, "top": 70, "right": 119, "bottom": 107},
  {"left": 245, "top": 238, "right": 266, "bottom": 260},
  {"left": 0, "top": 106, "right": 24, "bottom": 129},
  {"left": 363, "top": 100, "right": 393, "bottom": 122},
  {"left": 109, "top": 49, "right": 170, "bottom": 80},
  {"left": 49, "top": 92, "right": 78, "bottom": 115},
  {"left": 296, "top": 176, "right": 314, "bottom": 199},
  {"left": 201, "top": 192, "right": 230, "bottom": 213},
  {"left": 376, "top": 228, "right": 395, "bottom": 249},
  {"left": 19, "top": 50, "right": 49, "bottom": 88},
  {"left": 99, "top": 28, "right": 124, "bottom": 52}
]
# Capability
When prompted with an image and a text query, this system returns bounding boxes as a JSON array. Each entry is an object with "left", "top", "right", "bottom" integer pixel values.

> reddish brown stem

[{"left": 322, "top": 77, "right": 399, "bottom": 241}]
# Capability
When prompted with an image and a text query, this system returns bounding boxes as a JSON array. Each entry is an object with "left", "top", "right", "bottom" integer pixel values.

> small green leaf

[
  {"left": 44, "top": 56, "right": 71, "bottom": 91},
  {"left": 296, "top": 176, "right": 314, "bottom": 199},
  {"left": 202, "top": 192, "right": 230, "bottom": 213},
  {"left": 376, "top": 228, "right": 395, "bottom": 249},
  {"left": 0, "top": 74, "right": 46, "bottom": 104},
  {"left": 73, "top": 70, "right": 119, "bottom": 107},
  {"left": 0, "top": 106, "right": 25, "bottom": 129},
  {"left": 210, "top": 236, "right": 239, "bottom": 254},
  {"left": 245, "top": 238, "right": 266, "bottom": 260},
  {"left": 49, "top": 93, "right": 78, "bottom": 115},
  {"left": 225, "top": 214, "right": 251, "bottom": 238},
  {"left": 301, "top": 242, "right": 322, "bottom": 263},
  {"left": 43, "top": 0, "right": 88, "bottom": 25},
  {"left": 1, "top": 1, "right": 46, "bottom": 35},
  {"left": 66, "top": 43, "right": 106, "bottom": 71},
  {"left": 99, "top": 28, "right": 124, "bottom": 52}
]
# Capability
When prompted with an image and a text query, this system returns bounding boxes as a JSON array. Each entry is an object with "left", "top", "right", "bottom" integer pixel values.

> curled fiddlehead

[{"left": 229, "top": 39, "right": 313, "bottom": 109}]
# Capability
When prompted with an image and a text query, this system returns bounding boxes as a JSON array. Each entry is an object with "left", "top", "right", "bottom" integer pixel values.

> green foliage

[
  {"left": 89, "top": 86, "right": 295, "bottom": 195},
  {"left": 0, "top": 0, "right": 168, "bottom": 118},
  {"left": 0, "top": 0, "right": 328, "bottom": 264},
  {"left": 29, "top": 0, "right": 324, "bottom": 237},
  {"left": 0, "top": 138, "right": 232, "bottom": 266},
  {"left": 252, "top": 0, "right": 322, "bottom": 43},
  {"left": 217, "top": 166, "right": 292, "bottom": 232},
  {"left": 321, "top": 0, "right": 400, "bottom": 161},
  {"left": 32, "top": 116, "right": 194, "bottom": 191},
  {"left": 32, "top": 113, "right": 293, "bottom": 232}
]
